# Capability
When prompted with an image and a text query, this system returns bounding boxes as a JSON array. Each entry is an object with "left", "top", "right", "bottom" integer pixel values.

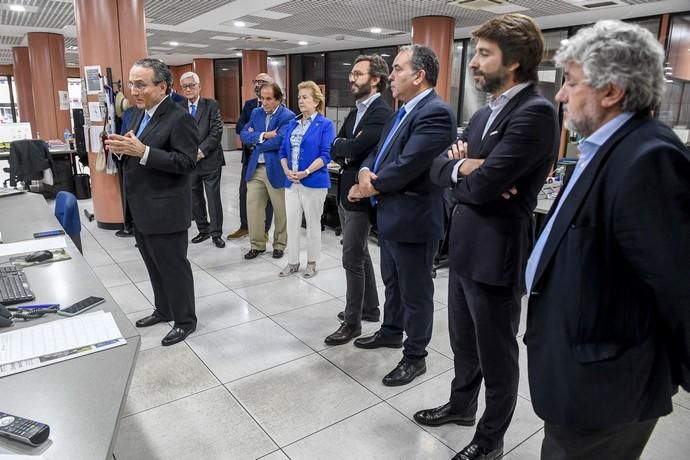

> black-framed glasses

[
  {"left": 349, "top": 71, "right": 369, "bottom": 79},
  {"left": 181, "top": 83, "right": 198, "bottom": 90},
  {"left": 252, "top": 79, "right": 269, "bottom": 85}
]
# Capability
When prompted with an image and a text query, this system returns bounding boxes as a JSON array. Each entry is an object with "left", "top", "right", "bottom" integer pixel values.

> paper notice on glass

[
  {"left": 90, "top": 126, "right": 102, "bottom": 153},
  {"left": 0, "top": 236, "right": 66, "bottom": 258},
  {"left": 84, "top": 65, "right": 102, "bottom": 94},
  {"left": 88, "top": 102, "right": 103, "bottom": 122},
  {"left": 0, "top": 311, "right": 126, "bottom": 378},
  {"left": 58, "top": 90, "right": 69, "bottom": 110}
]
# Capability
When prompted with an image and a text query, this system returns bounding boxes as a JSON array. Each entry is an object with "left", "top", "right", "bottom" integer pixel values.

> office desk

[{"left": 0, "top": 193, "right": 140, "bottom": 459}]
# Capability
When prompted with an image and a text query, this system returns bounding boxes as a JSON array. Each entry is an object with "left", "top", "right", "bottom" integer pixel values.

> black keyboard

[{"left": 0, "top": 265, "right": 35, "bottom": 305}]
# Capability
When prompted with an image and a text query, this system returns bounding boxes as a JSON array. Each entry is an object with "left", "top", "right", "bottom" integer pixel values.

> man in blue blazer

[
  {"left": 228, "top": 73, "right": 274, "bottom": 240},
  {"left": 240, "top": 82, "right": 294, "bottom": 259},
  {"left": 349, "top": 45, "right": 456, "bottom": 387}
]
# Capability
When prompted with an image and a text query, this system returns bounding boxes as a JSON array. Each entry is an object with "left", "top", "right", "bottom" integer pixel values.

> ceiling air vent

[
  {"left": 563, "top": 0, "right": 626, "bottom": 9},
  {"left": 447, "top": 0, "right": 510, "bottom": 10}
]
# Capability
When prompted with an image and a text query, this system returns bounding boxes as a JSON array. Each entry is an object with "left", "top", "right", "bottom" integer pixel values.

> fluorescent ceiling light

[
  {"left": 370, "top": 27, "right": 382, "bottom": 34},
  {"left": 234, "top": 21, "right": 246, "bottom": 27},
  {"left": 168, "top": 41, "right": 179, "bottom": 46},
  {"left": 9, "top": 5, "right": 26, "bottom": 12},
  {"left": 298, "top": 41, "right": 308, "bottom": 46},
  {"left": 235, "top": 52, "right": 242, "bottom": 57}
]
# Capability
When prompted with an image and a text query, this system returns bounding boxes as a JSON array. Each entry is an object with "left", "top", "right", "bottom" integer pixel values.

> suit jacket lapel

[
  {"left": 532, "top": 114, "right": 648, "bottom": 287},
  {"left": 478, "top": 85, "right": 536, "bottom": 153},
  {"left": 377, "top": 90, "right": 437, "bottom": 167},
  {"left": 194, "top": 98, "right": 204, "bottom": 123},
  {"left": 353, "top": 97, "right": 382, "bottom": 137},
  {"left": 139, "top": 97, "right": 170, "bottom": 141}
]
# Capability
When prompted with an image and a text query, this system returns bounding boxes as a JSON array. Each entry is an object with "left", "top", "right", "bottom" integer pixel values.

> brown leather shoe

[{"left": 226, "top": 227, "right": 248, "bottom": 240}]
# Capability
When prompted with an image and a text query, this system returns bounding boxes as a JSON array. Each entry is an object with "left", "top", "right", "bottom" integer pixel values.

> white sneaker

[
  {"left": 303, "top": 262, "right": 317, "bottom": 278},
  {"left": 279, "top": 263, "right": 300, "bottom": 277}
]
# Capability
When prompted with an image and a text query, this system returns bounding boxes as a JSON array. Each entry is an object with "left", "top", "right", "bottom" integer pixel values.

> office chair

[{"left": 54, "top": 191, "right": 83, "bottom": 254}]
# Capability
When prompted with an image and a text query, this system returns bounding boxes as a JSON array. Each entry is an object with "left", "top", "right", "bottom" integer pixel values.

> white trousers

[{"left": 285, "top": 184, "right": 327, "bottom": 265}]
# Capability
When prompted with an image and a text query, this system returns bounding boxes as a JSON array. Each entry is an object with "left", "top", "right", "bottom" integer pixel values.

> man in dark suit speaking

[
  {"left": 524, "top": 20, "right": 690, "bottom": 459},
  {"left": 106, "top": 58, "right": 199, "bottom": 347},
  {"left": 179, "top": 71, "right": 226, "bottom": 249},
  {"left": 417, "top": 14, "right": 558, "bottom": 460},
  {"left": 349, "top": 45, "right": 455, "bottom": 387}
]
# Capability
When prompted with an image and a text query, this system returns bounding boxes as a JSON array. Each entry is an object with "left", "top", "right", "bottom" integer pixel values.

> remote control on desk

[{"left": 0, "top": 411, "right": 50, "bottom": 446}]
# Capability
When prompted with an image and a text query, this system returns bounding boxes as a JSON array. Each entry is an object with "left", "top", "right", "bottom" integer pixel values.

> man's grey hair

[
  {"left": 133, "top": 58, "right": 172, "bottom": 94},
  {"left": 180, "top": 71, "right": 200, "bottom": 85},
  {"left": 555, "top": 20, "right": 665, "bottom": 112},
  {"left": 399, "top": 44, "right": 439, "bottom": 87}
]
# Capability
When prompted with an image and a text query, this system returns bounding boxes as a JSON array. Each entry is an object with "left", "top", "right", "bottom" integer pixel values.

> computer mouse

[{"left": 25, "top": 250, "right": 54, "bottom": 263}]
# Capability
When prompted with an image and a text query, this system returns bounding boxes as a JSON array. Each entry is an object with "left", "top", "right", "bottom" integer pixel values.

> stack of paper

[{"left": 0, "top": 311, "right": 126, "bottom": 378}]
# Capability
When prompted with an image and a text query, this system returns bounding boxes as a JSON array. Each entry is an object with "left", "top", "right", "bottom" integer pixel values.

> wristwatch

[{"left": 305, "top": 168, "right": 311, "bottom": 175}]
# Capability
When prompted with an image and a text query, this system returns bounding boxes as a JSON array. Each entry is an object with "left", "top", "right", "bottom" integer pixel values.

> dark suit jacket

[
  {"left": 236, "top": 98, "right": 259, "bottom": 164},
  {"left": 178, "top": 97, "right": 225, "bottom": 172},
  {"left": 362, "top": 90, "right": 455, "bottom": 242},
  {"left": 430, "top": 85, "right": 558, "bottom": 288},
  {"left": 331, "top": 96, "right": 392, "bottom": 211},
  {"left": 122, "top": 96, "right": 199, "bottom": 235},
  {"left": 241, "top": 104, "right": 295, "bottom": 188},
  {"left": 525, "top": 113, "right": 690, "bottom": 430}
]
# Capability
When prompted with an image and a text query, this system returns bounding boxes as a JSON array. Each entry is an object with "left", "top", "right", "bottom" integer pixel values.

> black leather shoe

[
  {"left": 382, "top": 359, "right": 426, "bottom": 386},
  {"left": 338, "top": 308, "right": 380, "bottom": 322},
  {"left": 115, "top": 228, "right": 134, "bottom": 237},
  {"left": 325, "top": 323, "right": 362, "bottom": 346},
  {"left": 135, "top": 314, "right": 167, "bottom": 328},
  {"left": 452, "top": 443, "right": 503, "bottom": 460},
  {"left": 354, "top": 330, "right": 402, "bottom": 349},
  {"left": 161, "top": 326, "right": 195, "bottom": 346},
  {"left": 212, "top": 236, "right": 226, "bottom": 248},
  {"left": 272, "top": 249, "right": 284, "bottom": 259},
  {"left": 191, "top": 233, "right": 210, "bottom": 244},
  {"left": 413, "top": 402, "right": 475, "bottom": 427},
  {"left": 244, "top": 249, "right": 265, "bottom": 259}
]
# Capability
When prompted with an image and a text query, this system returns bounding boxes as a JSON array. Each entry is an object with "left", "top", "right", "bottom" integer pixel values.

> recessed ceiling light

[
  {"left": 169, "top": 41, "right": 179, "bottom": 46},
  {"left": 221, "top": 68, "right": 229, "bottom": 71},
  {"left": 456, "top": 45, "right": 463, "bottom": 50},
  {"left": 234, "top": 21, "right": 246, "bottom": 27},
  {"left": 298, "top": 41, "right": 308, "bottom": 46},
  {"left": 370, "top": 27, "right": 382, "bottom": 34},
  {"left": 380, "top": 54, "right": 390, "bottom": 57},
  {"left": 235, "top": 52, "right": 242, "bottom": 57},
  {"left": 9, "top": 5, "right": 26, "bottom": 12},
  {"left": 342, "top": 62, "right": 351, "bottom": 66}
]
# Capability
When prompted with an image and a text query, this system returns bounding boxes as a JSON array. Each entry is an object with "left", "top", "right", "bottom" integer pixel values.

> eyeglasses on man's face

[
  {"left": 253, "top": 79, "right": 269, "bottom": 85},
  {"left": 127, "top": 80, "right": 160, "bottom": 91},
  {"left": 181, "top": 83, "right": 198, "bottom": 90},
  {"left": 349, "top": 71, "right": 369, "bottom": 80}
]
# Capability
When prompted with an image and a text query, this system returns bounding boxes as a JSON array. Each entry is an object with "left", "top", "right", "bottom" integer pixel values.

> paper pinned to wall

[
  {"left": 88, "top": 102, "right": 103, "bottom": 122},
  {"left": 89, "top": 126, "right": 102, "bottom": 153}
]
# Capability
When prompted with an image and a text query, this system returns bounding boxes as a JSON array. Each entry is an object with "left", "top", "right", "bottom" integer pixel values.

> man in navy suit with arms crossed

[
  {"left": 349, "top": 45, "right": 456, "bottom": 387},
  {"left": 417, "top": 14, "right": 559, "bottom": 460}
]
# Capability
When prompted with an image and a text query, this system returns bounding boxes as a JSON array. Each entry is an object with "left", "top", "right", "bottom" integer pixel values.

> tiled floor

[{"left": 73, "top": 151, "right": 689, "bottom": 460}]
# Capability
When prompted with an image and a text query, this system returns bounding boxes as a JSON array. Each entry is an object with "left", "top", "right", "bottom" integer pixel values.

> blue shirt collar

[
  {"left": 401, "top": 88, "right": 433, "bottom": 114},
  {"left": 578, "top": 112, "right": 635, "bottom": 160}
]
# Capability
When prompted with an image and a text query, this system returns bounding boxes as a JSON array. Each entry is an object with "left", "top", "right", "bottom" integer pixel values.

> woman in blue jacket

[{"left": 278, "top": 81, "right": 335, "bottom": 278}]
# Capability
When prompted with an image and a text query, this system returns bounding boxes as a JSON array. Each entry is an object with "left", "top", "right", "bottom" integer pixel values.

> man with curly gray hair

[{"left": 524, "top": 20, "right": 690, "bottom": 459}]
